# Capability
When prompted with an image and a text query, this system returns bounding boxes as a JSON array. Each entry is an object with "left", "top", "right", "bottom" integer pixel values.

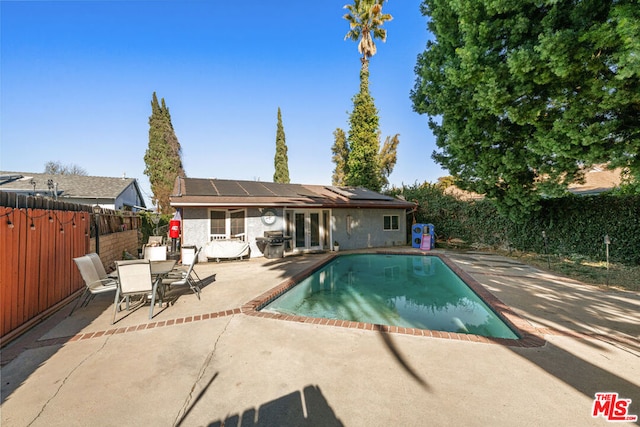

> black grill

[
  {"left": 256, "top": 231, "right": 291, "bottom": 258},
  {"left": 263, "top": 231, "right": 285, "bottom": 244}
]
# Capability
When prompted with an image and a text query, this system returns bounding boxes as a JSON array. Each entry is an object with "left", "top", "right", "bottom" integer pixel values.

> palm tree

[{"left": 343, "top": 0, "right": 393, "bottom": 66}]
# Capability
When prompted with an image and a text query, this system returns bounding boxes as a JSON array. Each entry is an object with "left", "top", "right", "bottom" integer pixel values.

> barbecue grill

[{"left": 255, "top": 231, "right": 291, "bottom": 258}]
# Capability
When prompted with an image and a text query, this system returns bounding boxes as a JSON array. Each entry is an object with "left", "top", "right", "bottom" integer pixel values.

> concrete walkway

[{"left": 1, "top": 249, "right": 639, "bottom": 426}]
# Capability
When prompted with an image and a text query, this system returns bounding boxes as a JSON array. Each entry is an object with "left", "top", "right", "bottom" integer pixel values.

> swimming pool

[{"left": 260, "top": 253, "right": 519, "bottom": 340}]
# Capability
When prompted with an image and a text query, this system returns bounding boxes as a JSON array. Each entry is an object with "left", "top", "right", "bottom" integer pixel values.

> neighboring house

[
  {"left": 443, "top": 165, "right": 623, "bottom": 200},
  {"left": 567, "top": 165, "right": 623, "bottom": 195},
  {"left": 169, "top": 177, "right": 416, "bottom": 260},
  {"left": 0, "top": 171, "right": 147, "bottom": 211}
]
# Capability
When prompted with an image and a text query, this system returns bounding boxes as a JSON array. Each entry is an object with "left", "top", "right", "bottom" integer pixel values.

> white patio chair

[
  {"left": 180, "top": 246, "right": 202, "bottom": 282},
  {"left": 70, "top": 255, "right": 118, "bottom": 315},
  {"left": 112, "top": 259, "right": 160, "bottom": 324},
  {"left": 147, "top": 235, "right": 164, "bottom": 245},
  {"left": 87, "top": 252, "right": 117, "bottom": 279},
  {"left": 143, "top": 244, "right": 167, "bottom": 261},
  {"left": 163, "top": 247, "right": 203, "bottom": 299}
]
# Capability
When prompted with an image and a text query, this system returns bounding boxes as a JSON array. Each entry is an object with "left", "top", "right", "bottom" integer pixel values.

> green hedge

[{"left": 393, "top": 183, "right": 640, "bottom": 266}]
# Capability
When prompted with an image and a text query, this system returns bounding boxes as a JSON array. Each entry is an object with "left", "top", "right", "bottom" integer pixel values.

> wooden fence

[{"left": 0, "top": 192, "right": 140, "bottom": 344}]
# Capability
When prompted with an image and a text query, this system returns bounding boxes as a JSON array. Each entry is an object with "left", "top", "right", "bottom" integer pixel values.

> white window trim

[
  {"left": 209, "top": 208, "right": 246, "bottom": 241},
  {"left": 383, "top": 214, "right": 399, "bottom": 231}
]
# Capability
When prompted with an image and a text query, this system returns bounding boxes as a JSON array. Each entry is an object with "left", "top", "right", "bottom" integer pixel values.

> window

[
  {"left": 383, "top": 215, "right": 399, "bottom": 231},
  {"left": 230, "top": 210, "right": 245, "bottom": 238},
  {"left": 210, "top": 211, "right": 225, "bottom": 235},
  {"left": 210, "top": 209, "right": 246, "bottom": 240}
]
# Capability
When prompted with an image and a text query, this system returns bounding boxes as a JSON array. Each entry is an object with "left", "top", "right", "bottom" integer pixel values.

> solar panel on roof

[
  {"left": 184, "top": 179, "right": 215, "bottom": 195},
  {"left": 238, "top": 181, "right": 276, "bottom": 196},
  {"left": 325, "top": 186, "right": 393, "bottom": 201},
  {"left": 213, "top": 180, "right": 249, "bottom": 196}
]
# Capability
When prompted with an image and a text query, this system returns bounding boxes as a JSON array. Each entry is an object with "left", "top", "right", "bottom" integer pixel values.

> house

[
  {"left": 0, "top": 171, "right": 147, "bottom": 211},
  {"left": 169, "top": 177, "right": 416, "bottom": 260},
  {"left": 566, "top": 165, "right": 623, "bottom": 195},
  {"left": 443, "top": 165, "right": 624, "bottom": 200}
]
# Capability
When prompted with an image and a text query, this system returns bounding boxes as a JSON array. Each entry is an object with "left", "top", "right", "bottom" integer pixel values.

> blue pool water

[{"left": 261, "top": 254, "right": 518, "bottom": 339}]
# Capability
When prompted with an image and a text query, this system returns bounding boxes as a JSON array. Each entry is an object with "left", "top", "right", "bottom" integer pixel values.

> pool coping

[{"left": 241, "top": 251, "right": 547, "bottom": 348}]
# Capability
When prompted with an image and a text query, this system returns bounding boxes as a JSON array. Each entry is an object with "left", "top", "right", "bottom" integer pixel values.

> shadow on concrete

[
  {"left": 511, "top": 341, "right": 640, "bottom": 425},
  {"left": 449, "top": 251, "right": 640, "bottom": 421},
  {"left": 175, "top": 372, "right": 219, "bottom": 427},
  {"left": 0, "top": 293, "right": 114, "bottom": 404},
  {"left": 205, "top": 385, "right": 343, "bottom": 427},
  {"left": 374, "top": 324, "right": 431, "bottom": 390}
]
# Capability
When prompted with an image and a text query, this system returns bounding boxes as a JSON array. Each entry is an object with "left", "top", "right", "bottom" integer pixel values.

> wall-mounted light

[
  {"left": 7, "top": 219, "right": 14, "bottom": 229},
  {"left": 30, "top": 221, "right": 36, "bottom": 230},
  {"left": 346, "top": 215, "right": 352, "bottom": 236}
]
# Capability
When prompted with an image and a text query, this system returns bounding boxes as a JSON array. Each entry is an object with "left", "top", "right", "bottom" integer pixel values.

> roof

[
  {"left": 567, "top": 165, "right": 623, "bottom": 195},
  {"left": 443, "top": 165, "right": 623, "bottom": 200},
  {"left": 0, "top": 171, "right": 146, "bottom": 208},
  {"left": 170, "top": 177, "right": 416, "bottom": 210}
]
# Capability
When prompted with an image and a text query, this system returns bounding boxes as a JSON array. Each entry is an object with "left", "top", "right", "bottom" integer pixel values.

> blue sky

[{"left": 1, "top": 0, "right": 443, "bottom": 205}]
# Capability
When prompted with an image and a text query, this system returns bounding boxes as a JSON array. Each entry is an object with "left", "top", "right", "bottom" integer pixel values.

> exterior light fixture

[
  {"left": 542, "top": 230, "right": 550, "bottom": 269},
  {"left": 151, "top": 207, "right": 161, "bottom": 236},
  {"left": 93, "top": 204, "right": 101, "bottom": 254},
  {"left": 7, "top": 219, "right": 14, "bottom": 229},
  {"left": 604, "top": 234, "right": 611, "bottom": 286}
]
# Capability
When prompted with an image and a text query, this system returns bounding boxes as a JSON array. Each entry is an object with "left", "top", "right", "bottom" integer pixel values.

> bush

[{"left": 391, "top": 183, "right": 640, "bottom": 266}]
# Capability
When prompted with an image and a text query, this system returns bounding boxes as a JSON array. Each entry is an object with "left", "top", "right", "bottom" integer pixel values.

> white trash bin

[{"left": 181, "top": 245, "right": 197, "bottom": 265}]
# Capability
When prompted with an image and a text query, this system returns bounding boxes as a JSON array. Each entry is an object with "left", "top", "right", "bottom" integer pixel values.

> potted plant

[{"left": 334, "top": 241, "right": 340, "bottom": 252}]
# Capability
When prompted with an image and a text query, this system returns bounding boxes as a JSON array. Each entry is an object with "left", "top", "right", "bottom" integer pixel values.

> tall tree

[
  {"left": 44, "top": 161, "right": 87, "bottom": 176},
  {"left": 343, "top": 0, "right": 396, "bottom": 192},
  {"left": 412, "top": 0, "right": 640, "bottom": 220},
  {"left": 345, "top": 65, "right": 382, "bottom": 190},
  {"left": 273, "top": 107, "right": 290, "bottom": 183},
  {"left": 331, "top": 128, "right": 349, "bottom": 185},
  {"left": 144, "top": 92, "right": 185, "bottom": 214},
  {"left": 379, "top": 133, "right": 400, "bottom": 188},
  {"left": 343, "top": 0, "right": 393, "bottom": 69}
]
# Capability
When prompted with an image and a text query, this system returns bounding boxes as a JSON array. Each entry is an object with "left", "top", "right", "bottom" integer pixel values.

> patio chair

[
  {"left": 87, "top": 252, "right": 117, "bottom": 279},
  {"left": 143, "top": 244, "right": 167, "bottom": 261},
  {"left": 163, "top": 247, "right": 203, "bottom": 299},
  {"left": 70, "top": 255, "right": 118, "bottom": 315},
  {"left": 112, "top": 259, "right": 160, "bottom": 324},
  {"left": 180, "top": 246, "right": 202, "bottom": 282},
  {"left": 147, "top": 235, "right": 164, "bottom": 245}
]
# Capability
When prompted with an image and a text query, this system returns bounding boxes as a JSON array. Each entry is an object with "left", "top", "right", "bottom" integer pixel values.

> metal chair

[
  {"left": 163, "top": 247, "right": 203, "bottom": 299},
  {"left": 70, "top": 256, "right": 118, "bottom": 315},
  {"left": 147, "top": 235, "right": 164, "bottom": 245},
  {"left": 87, "top": 252, "right": 116, "bottom": 280},
  {"left": 112, "top": 259, "right": 159, "bottom": 324}
]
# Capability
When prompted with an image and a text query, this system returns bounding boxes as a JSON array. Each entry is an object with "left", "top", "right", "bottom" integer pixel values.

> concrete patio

[{"left": 1, "top": 249, "right": 639, "bottom": 426}]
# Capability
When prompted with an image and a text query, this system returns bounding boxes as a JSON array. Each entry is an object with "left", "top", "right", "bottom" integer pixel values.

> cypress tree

[
  {"left": 273, "top": 107, "right": 290, "bottom": 183},
  {"left": 345, "top": 65, "right": 382, "bottom": 191},
  {"left": 331, "top": 128, "right": 349, "bottom": 186},
  {"left": 144, "top": 92, "right": 185, "bottom": 213}
]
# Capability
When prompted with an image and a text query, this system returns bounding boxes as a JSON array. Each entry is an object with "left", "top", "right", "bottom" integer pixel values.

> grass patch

[
  {"left": 437, "top": 242, "right": 639, "bottom": 291},
  {"left": 505, "top": 252, "right": 639, "bottom": 291}
]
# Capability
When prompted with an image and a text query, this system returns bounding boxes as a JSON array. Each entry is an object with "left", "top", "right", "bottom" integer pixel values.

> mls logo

[{"left": 592, "top": 392, "right": 638, "bottom": 422}]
